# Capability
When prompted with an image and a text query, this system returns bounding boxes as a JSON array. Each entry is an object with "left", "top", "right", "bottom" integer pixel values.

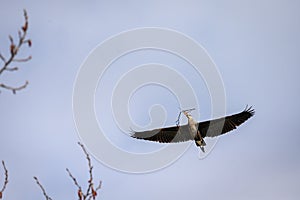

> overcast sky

[{"left": 1, "top": 0, "right": 300, "bottom": 199}]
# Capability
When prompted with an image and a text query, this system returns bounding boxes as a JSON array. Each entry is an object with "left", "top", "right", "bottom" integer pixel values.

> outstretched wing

[
  {"left": 131, "top": 124, "right": 193, "bottom": 143},
  {"left": 198, "top": 106, "right": 255, "bottom": 138}
]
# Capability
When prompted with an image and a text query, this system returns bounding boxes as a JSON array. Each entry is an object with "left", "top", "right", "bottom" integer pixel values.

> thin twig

[
  {"left": 0, "top": 81, "right": 29, "bottom": 94},
  {"left": 4, "top": 66, "right": 18, "bottom": 72},
  {"left": 0, "top": 9, "right": 32, "bottom": 94},
  {"left": 34, "top": 142, "right": 102, "bottom": 200},
  {"left": 175, "top": 111, "right": 182, "bottom": 127},
  {"left": 0, "top": 161, "right": 9, "bottom": 199},
  {"left": 0, "top": 10, "right": 30, "bottom": 74},
  {"left": 95, "top": 181, "right": 102, "bottom": 191},
  {"left": 66, "top": 168, "right": 82, "bottom": 191},
  {"left": 67, "top": 142, "right": 102, "bottom": 200},
  {"left": 0, "top": 54, "right": 5, "bottom": 63},
  {"left": 78, "top": 142, "right": 94, "bottom": 198},
  {"left": 13, "top": 55, "right": 32, "bottom": 62},
  {"left": 33, "top": 176, "right": 53, "bottom": 200},
  {"left": 183, "top": 108, "right": 196, "bottom": 113}
]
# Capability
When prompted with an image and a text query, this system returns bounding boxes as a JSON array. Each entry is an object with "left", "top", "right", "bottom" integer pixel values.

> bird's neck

[{"left": 187, "top": 116, "right": 197, "bottom": 126}]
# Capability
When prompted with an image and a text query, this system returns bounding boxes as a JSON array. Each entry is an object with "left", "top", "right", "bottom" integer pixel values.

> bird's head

[
  {"left": 183, "top": 110, "right": 192, "bottom": 118},
  {"left": 175, "top": 108, "right": 196, "bottom": 126},
  {"left": 182, "top": 108, "right": 195, "bottom": 119}
]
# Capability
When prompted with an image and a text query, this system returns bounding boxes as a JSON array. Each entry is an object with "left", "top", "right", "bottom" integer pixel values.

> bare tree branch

[
  {"left": 0, "top": 80, "right": 29, "bottom": 94},
  {"left": 79, "top": 142, "right": 94, "bottom": 197},
  {"left": 0, "top": 161, "right": 9, "bottom": 199},
  {"left": 0, "top": 9, "right": 32, "bottom": 94},
  {"left": 33, "top": 176, "right": 53, "bottom": 200},
  {"left": 13, "top": 55, "right": 32, "bottom": 62},
  {"left": 175, "top": 110, "right": 182, "bottom": 127},
  {"left": 0, "top": 55, "right": 5, "bottom": 63},
  {"left": 67, "top": 142, "right": 102, "bottom": 200},
  {"left": 34, "top": 142, "right": 102, "bottom": 200},
  {"left": 4, "top": 66, "right": 18, "bottom": 72},
  {"left": 66, "top": 168, "right": 82, "bottom": 191}
]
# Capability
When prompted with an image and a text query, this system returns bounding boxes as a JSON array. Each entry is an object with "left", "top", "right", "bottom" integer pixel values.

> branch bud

[
  {"left": 78, "top": 189, "right": 83, "bottom": 200},
  {"left": 22, "top": 22, "right": 28, "bottom": 32},
  {"left": 27, "top": 39, "right": 32, "bottom": 47},
  {"left": 10, "top": 44, "right": 15, "bottom": 55}
]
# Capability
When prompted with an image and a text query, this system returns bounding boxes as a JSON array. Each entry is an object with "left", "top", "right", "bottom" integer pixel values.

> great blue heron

[{"left": 131, "top": 106, "right": 255, "bottom": 152}]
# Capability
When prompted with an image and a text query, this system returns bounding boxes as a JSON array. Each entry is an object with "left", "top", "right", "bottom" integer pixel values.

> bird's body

[
  {"left": 131, "top": 106, "right": 255, "bottom": 152},
  {"left": 183, "top": 111, "right": 206, "bottom": 152},
  {"left": 184, "top": 111, "right": 198, "bottom": 138}
]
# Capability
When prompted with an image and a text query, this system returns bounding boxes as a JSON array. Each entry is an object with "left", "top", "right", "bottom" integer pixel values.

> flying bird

[{"left": 131, "top": 106, "right": 255, "bottom": 152}]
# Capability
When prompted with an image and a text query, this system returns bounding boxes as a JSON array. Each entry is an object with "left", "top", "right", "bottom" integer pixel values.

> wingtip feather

[{"left": 244, "top": 105, "right": 255, "bottom": 116}]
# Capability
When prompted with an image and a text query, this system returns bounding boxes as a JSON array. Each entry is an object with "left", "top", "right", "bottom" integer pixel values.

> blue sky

[{"left": 1, "top": 0, "right": 300, "bottom": 199}]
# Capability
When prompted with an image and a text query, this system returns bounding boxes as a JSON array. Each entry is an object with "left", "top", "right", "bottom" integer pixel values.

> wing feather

[
  {"left": 198, "top": 106, "right": 255, "bottom": 138},
  {"left": 131, "top": 125, "right": 193, "bottom": 143}
]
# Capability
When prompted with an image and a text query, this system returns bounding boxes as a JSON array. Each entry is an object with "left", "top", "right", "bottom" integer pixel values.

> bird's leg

[
  {"left": 197, "top": 131, "right": 206, "bottom": 145},
  {"left": 195, "top": 130, "right": 206, "bottom": 152},
  {"left": 195, "top": 140, "right": 205, "bottom": 152},
  {"left": 200, "top": 146, "right": 205, "bottom": 153}
]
